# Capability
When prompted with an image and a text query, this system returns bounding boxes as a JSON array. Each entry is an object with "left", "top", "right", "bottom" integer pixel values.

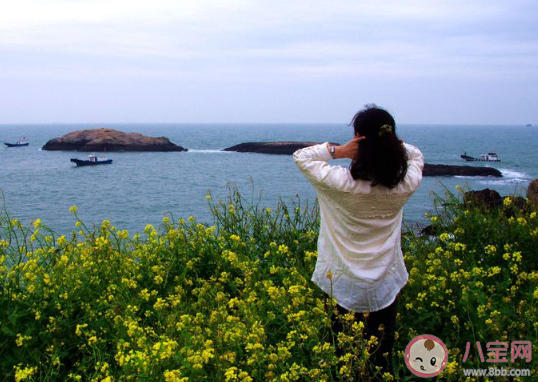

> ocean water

[{"left": 1, "top": 123, "right": 536, "bottom": 234}]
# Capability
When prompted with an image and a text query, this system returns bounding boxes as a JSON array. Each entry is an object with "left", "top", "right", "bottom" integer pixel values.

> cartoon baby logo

[{"left": 405, "top": 334, "right": 448, "bottom": 378}]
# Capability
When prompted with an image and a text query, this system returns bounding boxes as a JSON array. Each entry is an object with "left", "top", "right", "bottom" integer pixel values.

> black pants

[{"left": 331, "top": 297, "right": 398, "bottom": 379}]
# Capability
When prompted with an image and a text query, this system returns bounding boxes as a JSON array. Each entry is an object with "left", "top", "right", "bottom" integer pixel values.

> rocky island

[
  {"left": 42, "top": 128, "right": 187, "bottom": 152},
  {"left": 223, "top": 142, "right": 503, "bottom": 178},
  {"left": 223, "top": 141, "right": 341, "bottom": 155},
  {"left": 421, "top": 163, "right": 501, "bottom": 177}
]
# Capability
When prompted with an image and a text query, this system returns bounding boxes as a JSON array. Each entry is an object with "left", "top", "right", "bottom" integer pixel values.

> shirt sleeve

[
  {"left": 293, "top": 143, "right": 347, "bottom": 189},
  {"left": 402, "top": 143, "right": 424, "bottom": 191}
]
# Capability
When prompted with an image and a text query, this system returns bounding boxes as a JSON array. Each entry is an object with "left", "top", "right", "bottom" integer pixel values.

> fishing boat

[
  {"left": 71, "top": 154, "right": 113, "bottom": 166},
  {"left": 4, "top": 137, "right": 29, "bottom": 147},
  {"left": 460, "top": 152, "right": 500, "bottom": 162}
]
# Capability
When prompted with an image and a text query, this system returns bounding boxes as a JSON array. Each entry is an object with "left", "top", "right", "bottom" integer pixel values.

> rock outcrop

[
  {"left": 42, "top": 128, "right": 187, "bottom": 152},
  {"left": 421, "top": 163, "right": 502, "bottom": 177},
  {"left": 463, "top": 189, "right": 527, "bottom": 212},
  {"left": 222, "top": 142, "right": 337, "bottom": 155},
  {"left": 223, "top": 142, "right": 503, "bottom": 177},
  {"left": 463, "top": 188, "right": 504, "bottom": 209}
]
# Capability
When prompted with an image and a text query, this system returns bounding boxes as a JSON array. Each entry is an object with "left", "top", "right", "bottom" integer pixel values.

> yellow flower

[
  {"left": 121, "top": 278, "right": 137, "bottom": 289},
  {"left": 164, "top": 369, "right": 188, "bottom": 382},
  {"left": 454, "top": 242, "right": 466, "bottom": 252},
  {"left": 225, "top": 367, "right": 238, "bottom": 381},
  {"left": 57, "top": 235, "right": 67, "bottom": 246},
  {"left": 15, "top": 334, "right": 32, "bottom": 347},
  {"left": 75, "top": 323, "right": 88, "bottom": 336},
  {"left": 503, "top": 197, "right": 512, "bottom": 207},
  {"left": 118, "top": 230, "right": 129, "bottom": 239},
  {"left": 139, "top": 289, "right": 151, "bottom": 301},
  {"left": 484, "top": 245, "right": 497, "bottom": 255},
  {"left": 445, "top": 361, "right": 458, "bottom": 374},
  {"left": 533, "top": 288, "right": 538, "bottom": 299},
  {"left": 277, "top": 244, "right": 289, "bottom": 254},
  {"left": 490, "top": 310, "right": 501, "bottom": 318},
  {"left": 439, "top": 233, "right": 451, "bottom": 242},
  {"left": 153, "top": 297, "right": 169, "bottom": 310},
  {"left": 14, "top": 365, "right": 38, "bottom": 382},
  {"left": 223, "top": 250, "right": 238, "bottom": 263},
  {"left": 69, "top": 205, "right": 77, "bottom": 214},
  {"left": 488, "top": 266, "right": 502, "bottom": 277}
]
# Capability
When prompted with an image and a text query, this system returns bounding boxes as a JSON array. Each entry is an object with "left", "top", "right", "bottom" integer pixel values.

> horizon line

[{"left": 0, "top": 122, "right": 534, "bottom": 127}]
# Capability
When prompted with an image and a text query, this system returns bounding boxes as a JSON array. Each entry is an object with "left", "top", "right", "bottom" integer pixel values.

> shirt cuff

[{"left": 317, "top": 142, "right": 333, "bottom": 162}]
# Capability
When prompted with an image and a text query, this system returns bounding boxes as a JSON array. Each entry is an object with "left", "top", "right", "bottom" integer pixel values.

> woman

[{"left": 293, "top": 105, "right": 424, "bottom": 377}]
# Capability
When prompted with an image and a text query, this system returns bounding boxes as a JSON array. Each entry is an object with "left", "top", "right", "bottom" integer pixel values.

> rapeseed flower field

[{"left": 1, "top": 186, "right": 536, "bottom": 381}]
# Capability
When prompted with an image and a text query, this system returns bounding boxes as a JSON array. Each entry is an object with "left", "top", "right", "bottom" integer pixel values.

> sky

[{"left": 0, "top": 0, "right": 537, "bottom": 124}]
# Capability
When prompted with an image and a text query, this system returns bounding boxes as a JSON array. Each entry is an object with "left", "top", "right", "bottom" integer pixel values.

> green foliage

[
  {"left": 0, "top": 185, "right": 537, "bottom": 381},
  {"left": 398, "top": 186, "right": 538, "bottom": 380}
]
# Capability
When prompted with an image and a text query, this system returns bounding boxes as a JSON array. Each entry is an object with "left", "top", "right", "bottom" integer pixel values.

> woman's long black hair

[{"left": 349, "top": 104, "right": 408, "bottom": 189}]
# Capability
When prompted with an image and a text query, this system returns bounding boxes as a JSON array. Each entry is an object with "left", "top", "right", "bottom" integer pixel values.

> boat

[
  {"left": 460, "top": 152, "right": 500, "bottom": 162},
  {"left": 71, "top": 154, "right": 113, "bottom": 166},
  {"left": 4, "top": 137, "right": 29, "bottom": 147}
]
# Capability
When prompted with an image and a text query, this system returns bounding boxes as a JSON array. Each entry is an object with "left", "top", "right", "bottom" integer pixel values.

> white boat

[
  {"left": 5, "top": 136, "right": 29, "bottom": 147},
  {"left": 461, "top": 152, "right": 500, "bottom": 162},
  {"left": 71, "top": 154, "right": 113, "bottom": 166}
]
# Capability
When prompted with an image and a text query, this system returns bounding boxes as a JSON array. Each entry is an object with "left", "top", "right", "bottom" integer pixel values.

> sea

[{"left": 1, "top": 123, "right": 536, "bottom": 235}]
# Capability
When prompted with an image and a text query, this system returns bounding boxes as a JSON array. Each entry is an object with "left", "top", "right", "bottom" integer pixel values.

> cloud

[{"left": 1, "top": 0, "right": 537, "bottom": 123}]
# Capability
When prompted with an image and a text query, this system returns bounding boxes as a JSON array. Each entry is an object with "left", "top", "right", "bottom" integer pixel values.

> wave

[
  {"left": 454, "top": 167, "right": 533, "bottom": 186},
  {"left": 477, "top": 168, "right": 532, "bottom": 186},
  {"left": 498, "top": 168, "right": 530, "bottom": 179},
  {"left": 478, "top": 178, "right": 530, "bottom": 186}
]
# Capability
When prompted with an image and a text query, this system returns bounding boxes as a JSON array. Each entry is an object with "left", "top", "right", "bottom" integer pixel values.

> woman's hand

[{"left": 330, "top": 136, "right": 366, "bottom": 160}]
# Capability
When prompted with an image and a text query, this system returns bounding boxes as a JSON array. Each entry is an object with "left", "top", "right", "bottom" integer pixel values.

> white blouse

[{"left": 293, "top": 142, "right": 424, "bottom": 312}]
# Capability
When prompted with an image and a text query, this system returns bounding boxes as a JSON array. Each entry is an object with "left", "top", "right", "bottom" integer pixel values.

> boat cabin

[{"left": 480, "top": 153, "right": 499, "bottom": 161}]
